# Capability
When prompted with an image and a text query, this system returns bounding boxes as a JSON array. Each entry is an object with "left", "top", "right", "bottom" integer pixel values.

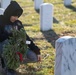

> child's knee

[{"left": 26, "top": 50, "right": 38, "bottom": 62}]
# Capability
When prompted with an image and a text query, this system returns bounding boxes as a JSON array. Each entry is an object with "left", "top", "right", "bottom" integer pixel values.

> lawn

[{"left": 1, "top": 0, "right": 76, "bottom": 75}]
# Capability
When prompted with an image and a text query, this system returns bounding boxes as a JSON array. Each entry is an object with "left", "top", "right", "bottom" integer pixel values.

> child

[{"left": 0, "top": 1, "right": 41, "bottom": 74}]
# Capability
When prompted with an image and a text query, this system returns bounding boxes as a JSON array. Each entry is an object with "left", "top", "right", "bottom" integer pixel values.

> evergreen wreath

[{"left": 2, "top": 28, "right": 27, "bottom": 69}]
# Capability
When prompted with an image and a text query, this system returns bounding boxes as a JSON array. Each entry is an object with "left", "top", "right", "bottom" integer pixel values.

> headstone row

[
  {"left": 34, "top": 0, "right": 72, "bottom": 10},
  {"left": 34, "top": 0, "right": 72, "bottom": 31}
]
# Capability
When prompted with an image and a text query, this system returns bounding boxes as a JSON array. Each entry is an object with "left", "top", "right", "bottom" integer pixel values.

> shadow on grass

[
  {"left": 53, "top": 17, "right": 59, "bottom": 23},
  {"left": 35, "top": 9, "right": 40, "bottom": 14},
  {"left": 41, "top": 29, "right": 59, "bottom": 48},
  {"left": 65, "top": 5, "right": 76, "bottom": 11}
]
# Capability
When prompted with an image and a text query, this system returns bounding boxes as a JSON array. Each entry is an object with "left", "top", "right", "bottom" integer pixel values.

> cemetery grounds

[{"left": 1, "top": 0, "right": 76, "bottom": 75}]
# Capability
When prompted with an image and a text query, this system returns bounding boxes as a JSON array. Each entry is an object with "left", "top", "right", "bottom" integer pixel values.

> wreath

[{"left": 2, "top": 28, "right": 28, "bottom": 69}]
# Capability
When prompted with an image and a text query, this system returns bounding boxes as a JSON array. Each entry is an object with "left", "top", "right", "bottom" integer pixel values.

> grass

[{"left": 1, "top": 0, "right": 76, "bottom": 75}]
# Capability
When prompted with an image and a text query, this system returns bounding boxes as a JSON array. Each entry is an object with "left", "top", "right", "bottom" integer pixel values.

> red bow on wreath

[{"left": 16, "top": 52, "right": 23, "bottom": 62}]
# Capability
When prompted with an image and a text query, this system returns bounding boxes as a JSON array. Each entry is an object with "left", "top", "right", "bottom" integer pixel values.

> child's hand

[{"left": 37, "top": 55, "right": 41, "bottom": 62}]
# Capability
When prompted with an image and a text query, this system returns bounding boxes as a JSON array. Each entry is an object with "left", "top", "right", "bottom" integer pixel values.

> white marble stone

[
  {"left": 64, "top": 0, "right": 72, "bottom": 6},
  {"left": 55, "top": 36, "right": 76, "bottom": 75},
  {"left": 1, "top": 0, "right": 11, "bottom": 9},
  {"left": 0, "top": 8, "right": 4, "bottom": 15},
  {"left": 34, "top": 0, "right": 43, "bottom": 10},
  {"left": 40, "top": 3, "right": 53, "bottom": 31}
]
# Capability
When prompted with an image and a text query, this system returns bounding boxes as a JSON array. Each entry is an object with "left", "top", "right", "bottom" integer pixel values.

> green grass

[{"left": 6, "top": 0, "right": 76, "bottom": 75}]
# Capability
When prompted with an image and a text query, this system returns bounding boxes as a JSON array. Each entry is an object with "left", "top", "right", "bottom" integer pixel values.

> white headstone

[
  {"left": 0, "top": 8, "right": 4, "bottom": 15},
  {"left": 34, "top": 0, "right": 43, "bottom": 10},
  {"left": 40, "top": 3, "right": 53, "bottom": 31},
  {"left": 1, "top": 0, "right": 11, "bottom": 9},
  {"left": 64, "top": 0, "right": 72, "bottom": 6},
  {"left": 55, "top": 36, "right": 76, "bottom": 75}
]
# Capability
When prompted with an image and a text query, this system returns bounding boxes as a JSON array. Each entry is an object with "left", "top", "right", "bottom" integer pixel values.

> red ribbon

[{"left": 16, "top": 52, "right": 23, "bottom": 62}]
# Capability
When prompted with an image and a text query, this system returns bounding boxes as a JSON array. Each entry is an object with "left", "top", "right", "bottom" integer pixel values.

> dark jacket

[{"left": 0, "top": 1, "right": 40, "bottom": 55}]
